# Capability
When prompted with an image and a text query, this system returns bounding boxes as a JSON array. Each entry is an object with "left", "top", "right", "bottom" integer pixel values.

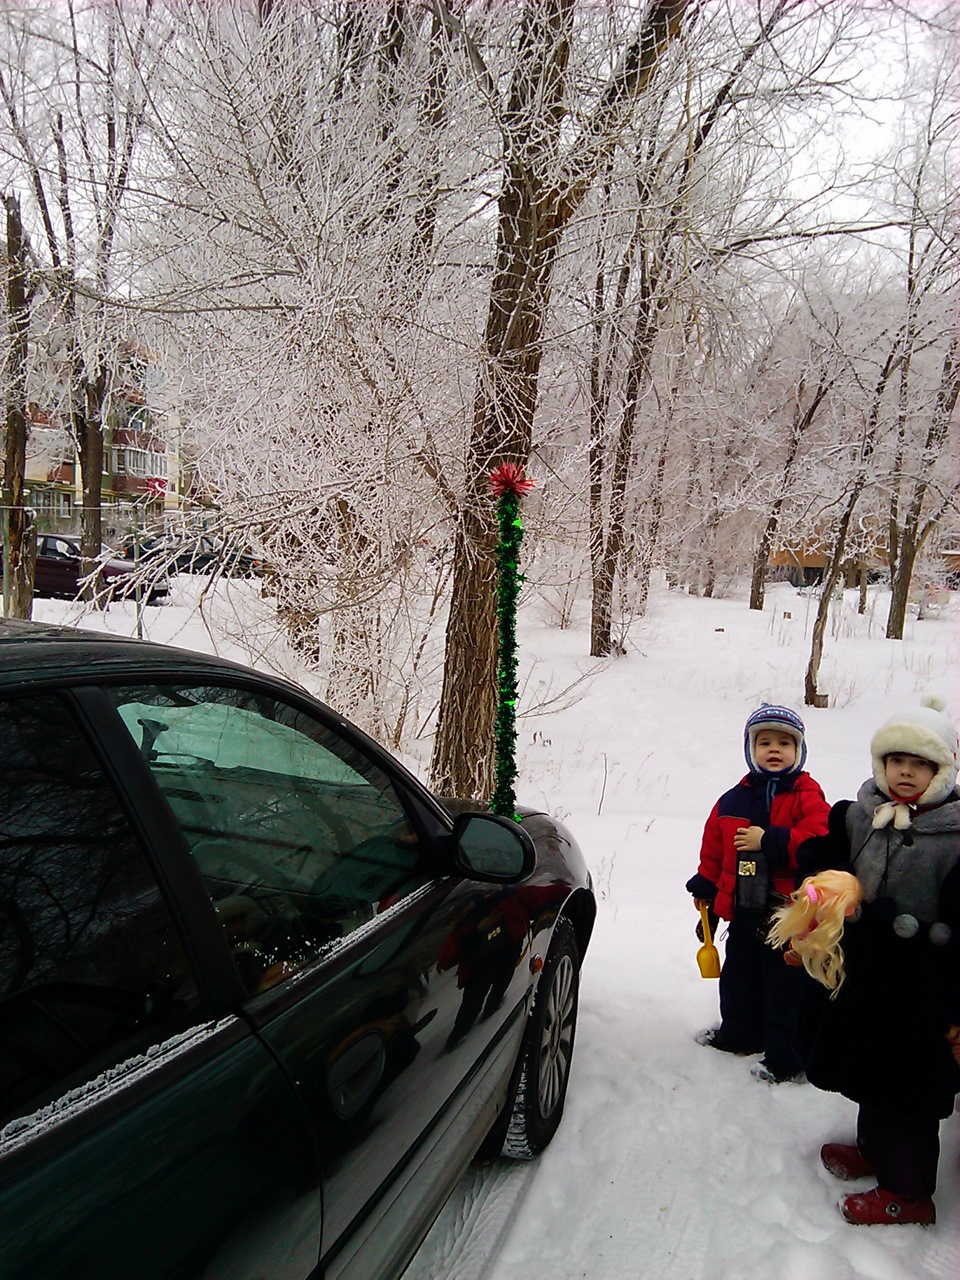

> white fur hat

[{"left": 871, "top": 695, "right": 959, "bottom": 808}]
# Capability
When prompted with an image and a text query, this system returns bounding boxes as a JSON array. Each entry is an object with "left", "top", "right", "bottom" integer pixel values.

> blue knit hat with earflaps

[{"left": 743, "top": 704, "right": 807, "bottom": 775}]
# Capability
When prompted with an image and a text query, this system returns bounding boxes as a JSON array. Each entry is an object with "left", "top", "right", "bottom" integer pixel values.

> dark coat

[
  {"left": 795, "top": 784, "right": 960, "bottom": 1119},
  {"left": 686, "top": 771, "right": 830, "bottom": 920}
]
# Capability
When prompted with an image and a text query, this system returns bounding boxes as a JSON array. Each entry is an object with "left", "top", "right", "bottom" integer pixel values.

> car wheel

[{"left": 501, "top": 916, "right": 579, "bottom": 1160}]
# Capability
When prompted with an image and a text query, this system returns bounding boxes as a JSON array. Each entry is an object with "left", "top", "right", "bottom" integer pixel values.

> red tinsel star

[{"left": 488, "top": 462, "right": 538, "bottom": 497}]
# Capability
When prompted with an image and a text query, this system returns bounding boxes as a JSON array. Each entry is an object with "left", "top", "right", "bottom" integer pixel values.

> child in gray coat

[{"left": 795, "top": 696, "right": 960, "bottom": 1226}]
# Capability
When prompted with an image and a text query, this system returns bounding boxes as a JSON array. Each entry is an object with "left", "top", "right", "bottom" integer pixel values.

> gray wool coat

[{"left": 795, "top": 783, "right": 960, "bottom": 1118}]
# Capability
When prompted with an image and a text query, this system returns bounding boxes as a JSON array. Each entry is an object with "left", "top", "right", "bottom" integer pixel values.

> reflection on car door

[
  {"left": 253, "top": 878, "right": 533, "bottom": 1280},
  {"left": 107, "top": 679, "right": 534, "bottom": 1280},
  {"left": 0, "top": 691, "right": 322, "bottom": 1280}
]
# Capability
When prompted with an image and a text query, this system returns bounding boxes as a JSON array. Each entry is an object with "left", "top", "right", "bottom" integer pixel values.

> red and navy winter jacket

[{"left": 686, "top": 771, "right": 830, "bottom": 920}]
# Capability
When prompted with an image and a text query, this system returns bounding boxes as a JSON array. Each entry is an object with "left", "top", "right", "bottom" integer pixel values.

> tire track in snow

[{"left": 404, "top": 1160, "right": 538, "bottom": 1280}]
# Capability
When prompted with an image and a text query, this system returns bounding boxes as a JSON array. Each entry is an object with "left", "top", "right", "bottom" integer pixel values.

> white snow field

[{"left": 34, "top": 575, "right": 960, "bottom": 1280}]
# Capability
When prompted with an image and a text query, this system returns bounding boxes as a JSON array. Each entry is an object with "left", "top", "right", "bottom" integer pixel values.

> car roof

[{"left": 0, "top": 618, "right": 266, "bottom": 691}]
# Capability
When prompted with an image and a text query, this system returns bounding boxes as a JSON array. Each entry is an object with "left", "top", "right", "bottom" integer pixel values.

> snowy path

[
  {"left": 406, "top": 585, "right": 960, "bottom": 1280},
  {"left": 414, "top": 812, "right": 960, "bottom": 1280}
]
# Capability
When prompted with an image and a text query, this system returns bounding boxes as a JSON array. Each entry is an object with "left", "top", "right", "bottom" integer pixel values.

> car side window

[
  {"left": 0, "top": 694, "right": 202, "bottom": 1132},
  {"left": 107, "top": 684, "right": 431, "bottom": 996}
]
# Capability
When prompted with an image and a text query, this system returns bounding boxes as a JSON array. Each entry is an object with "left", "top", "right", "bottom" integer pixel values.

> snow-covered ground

[{"left": 34, "top": 576, "right": 960, "bottom": 1279}]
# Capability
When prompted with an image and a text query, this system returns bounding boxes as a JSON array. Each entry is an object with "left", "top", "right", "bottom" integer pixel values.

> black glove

[
  {"left": 696, "top": 906, "right": 720, "bottom": 943},
  {"left": 795, "top": 800, "right": 854, "bottom": 883},
  {"left": 685, "top": 872, "right": 718, "bottom": 901}
]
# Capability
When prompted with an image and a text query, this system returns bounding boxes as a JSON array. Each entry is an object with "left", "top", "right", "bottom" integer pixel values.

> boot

[
  {"left": 821, "top": 1143, "right": 876, "bottom": 1180},
  {"left": 751, "top": 1060, "right": 805, "bottom": 1084},
  {"left": 694, "top": 1027, "right": 761, "bottom": 1055},
  {"left": 840, "top": 1186, "right": 936, "bottom": 1226}
]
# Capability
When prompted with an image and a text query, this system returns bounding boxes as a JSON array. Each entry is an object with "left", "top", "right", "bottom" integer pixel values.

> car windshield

[
  {"left": 42, "top": 537, "right": 79, "bottom": 558},
  {"left": 43, "top": 537, "right": 121, "bottom": 558}
]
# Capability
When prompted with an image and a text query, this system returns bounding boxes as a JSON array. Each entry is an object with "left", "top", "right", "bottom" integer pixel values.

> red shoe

[
  {"left": 821, "top": 1143, "right": 876, "bottom": 1180},
  {"left": 840, "top": 1186, "right": 936, "bottom": 1226}
]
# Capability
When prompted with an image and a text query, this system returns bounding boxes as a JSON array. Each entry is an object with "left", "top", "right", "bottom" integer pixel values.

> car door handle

[{"left": 326, "top": 1031, "right": 386, "bottom": 1120}]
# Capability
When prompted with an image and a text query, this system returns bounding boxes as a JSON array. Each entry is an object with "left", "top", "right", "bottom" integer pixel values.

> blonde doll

[{"left": 767, "top": 870, "right": 863, "bottom": 997}]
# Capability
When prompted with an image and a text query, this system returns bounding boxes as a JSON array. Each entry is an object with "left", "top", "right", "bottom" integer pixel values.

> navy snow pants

[
  {"left": 857, "top": 1104, "right": 941, "bottom": 1200},
  {"left": 718, "top": 911, "right": 805, "bottom": 1074}
]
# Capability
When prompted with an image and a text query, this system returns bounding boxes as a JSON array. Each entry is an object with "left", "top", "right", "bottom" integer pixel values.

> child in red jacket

[{"left": 686, "top": 704, "right": 831, "bottom": 1082}]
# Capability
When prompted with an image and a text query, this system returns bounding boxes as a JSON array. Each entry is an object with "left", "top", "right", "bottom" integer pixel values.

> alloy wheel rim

[{"left": 537, "top": 954, "right": 575, "bottom": 1117}]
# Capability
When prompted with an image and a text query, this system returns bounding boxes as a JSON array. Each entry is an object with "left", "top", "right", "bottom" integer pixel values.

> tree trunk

[
  {"left": 326, "top": 496, "right": 378, "bottom": 729},
  {"left": 589, "top": 306, "right": 657, "bottom": 655},
  {"left": 886, "top": 507, "right": 934, "bottom": 640},
  {"left": 431, "top": 0, "right": 693, "bottom": 798},
  {"left": 701, "top": 550, "right": 717, "bottom": 599},
  {"left": 431, "top": 219, "right": 558, "bottom": 795},
  {"left": 3, "top": 195, "right": 35, "bottom": 618},
  {"left": 432, "top": 497, "right": 500, "bottom": 799},
  {"left": 886, "top": 331, "right": 960, "bottom": 639},
  {"left": 75, "top": 369, "right": 107, "bottom": 604},
  {"left": 806, "top": 334, "right": 901, "bottom": 701},
  {"left": 887, "top": 550, "right": 913, "bottom": 638},
  {"left": 589, "top": 557, "right": 614, "bottom": 657},
  {"left": 588, "top": 215, "right": 613, "bottom": 657},
  {"left": 804, "top": 496, "right": 859, "bottom": 707},
  {"left": 634, "top": 422, "right": 670, "bottom": 614},
  {"left": 749, "top": 499, "right": 784, "bottom": 612},
  {"left": 803, "top": 591, "right": 832, "bottom": 709},
  {"left": 749, "top": 375, "right": 829, "bottom": 612}
]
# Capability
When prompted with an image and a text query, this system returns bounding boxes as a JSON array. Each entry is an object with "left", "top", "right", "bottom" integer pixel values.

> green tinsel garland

[{"left": 491, "top": 487, "right": 524, "bottom": 818}]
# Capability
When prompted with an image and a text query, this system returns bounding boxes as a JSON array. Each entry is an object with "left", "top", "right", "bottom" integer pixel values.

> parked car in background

[
  {"left": 0, "top": 620, "right": 595, "bottom": 1280},
  {"left": 121, "top": 533, "right": 263, "bottom": 578},
  {"left": 33, "top": 534, "right": 168, "bottom": 602},
  {"left": 176, "top": 533, "right": 263, "bottom": 577}
]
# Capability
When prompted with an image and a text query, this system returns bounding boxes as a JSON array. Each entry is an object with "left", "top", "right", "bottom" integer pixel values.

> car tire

[{"left": 501, "top": 916, "right": 579, "bottom": 1160}]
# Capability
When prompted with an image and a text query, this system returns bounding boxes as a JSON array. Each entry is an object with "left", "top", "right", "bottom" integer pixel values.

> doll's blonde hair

[{"left": 766, "top": 870, "right": 862, "bottom": 998}]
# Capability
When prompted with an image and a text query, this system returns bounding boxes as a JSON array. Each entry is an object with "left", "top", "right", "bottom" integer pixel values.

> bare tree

[
  {"left": 582, "top": 0, "right": 820, "bottom": 651},
  {"left": 746, "top": 291, "right": 845, "bottom": 611},
  {"left": 133, "top": 1, "right": 470, "bottom": 740},
  {"left": 804, "top": 330, "right": 902, "bottom": 707},
  {"left": 0, "top": 1, "right": 163, "bottom": 592},
  {"left": 431, "top": 0, "right": 692, "bottom": 798},
  {"left": 882, "top": 38, "right": 960, "bottom": 637},
  {"left": 886, "top": 326, "right": 960, "bottom": 636}
]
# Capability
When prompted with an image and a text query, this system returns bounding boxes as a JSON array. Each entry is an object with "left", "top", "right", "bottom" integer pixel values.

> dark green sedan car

[{"left": 0, "top": 620, "right": 594, "bottom": 1280}]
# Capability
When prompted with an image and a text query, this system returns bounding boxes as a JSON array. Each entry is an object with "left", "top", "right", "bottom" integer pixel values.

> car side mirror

[{"left": 451, "top": 812, "right": 536, "bottom": 883}]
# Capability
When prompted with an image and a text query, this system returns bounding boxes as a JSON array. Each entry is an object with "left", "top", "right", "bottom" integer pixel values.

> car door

[
  {"left": 103, "top": 677, "right": 535, "bottom": 1280},
  {"left": 0, "top": 688, "right": 323, "bottom": 1280},
  {"left": 32, "top": 535, "right": 49, "bottom": 593},
  {"left": 34, "top": 535, "right": 77, "bottom": 596}
]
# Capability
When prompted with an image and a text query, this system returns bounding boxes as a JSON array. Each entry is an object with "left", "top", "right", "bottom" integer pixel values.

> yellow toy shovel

[{"left": 696, "top": 903, "right": 721, "bottom": 979}]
